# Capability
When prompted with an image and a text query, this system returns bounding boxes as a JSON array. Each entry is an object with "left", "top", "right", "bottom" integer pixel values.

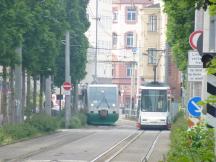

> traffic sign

[
  {"left": 63, "top": 82, "right": 72, "bottom": 91},
  {"left": 187, "top": 96, "right": 202, "bottom": 117},
  {"left": 189, "top": 30, "right": 203, "bottom": 49},
  {"left": 188, "top": 51, "right": 202, "bottom": 66},
  {"left": 132, "top": 47, "right": 138, "bottom": 54},
  {"left": 187, "top": 67, "right": 203, "bottom": 82}
]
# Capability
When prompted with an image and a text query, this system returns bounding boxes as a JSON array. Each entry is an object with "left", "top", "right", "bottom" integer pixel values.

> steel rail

[
  {"left": 91, "top": 130, "right": 162, "bottom": 162},
  {"left": 90, "top": 131, "right": 143, "bottom": 162},
  {"left": 141, "top": 131, "right": 162, "bottom": 162}
]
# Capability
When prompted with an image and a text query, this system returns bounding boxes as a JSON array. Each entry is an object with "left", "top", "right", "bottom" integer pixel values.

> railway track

[
  {"left": 0, "top": 128, "right": 166, "bottom": 162},
  {"left": 91, "top": 131, "right": 162, "bottom": 162}
]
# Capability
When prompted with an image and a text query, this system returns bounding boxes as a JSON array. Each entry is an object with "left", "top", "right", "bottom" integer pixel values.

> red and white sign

[
  {"left": 189, "top": 30, "right": 203, "bottom": 49},
  {"left": 63, "top": 82, "right": 72, "bottom": 91}
]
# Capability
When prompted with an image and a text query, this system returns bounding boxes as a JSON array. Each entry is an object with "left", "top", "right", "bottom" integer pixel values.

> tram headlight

[
  {"left": 90, "top": 103, "right": 94, "bottom": 107},
  {"left": 112, "top": 104, "right": 116, "bottom": 107}
]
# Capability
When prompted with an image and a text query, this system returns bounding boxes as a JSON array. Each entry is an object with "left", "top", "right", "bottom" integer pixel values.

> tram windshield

[
  {"left": 88, "top": 87, "right": 117, "bottom": 108},
  {"left": 141, "top": 89, "right": 167, "bottom": 112}
]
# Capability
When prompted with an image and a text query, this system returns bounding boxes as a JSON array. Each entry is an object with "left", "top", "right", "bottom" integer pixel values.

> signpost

[
  {"left": 189, "top": 30, "right": 203, "bottom": 49},
  {"left": 187, "top": 50, "right": 203, "bottom": 101},
  {"left": 63, "top": 81, "right": 72, "bottom": 95},
  {"left": 187, "top": 96, "right": 202, "bottom": 128},
  {"left": 188, "top": 68, "right": 203, "bottom": 82},
  {"left": 188, "top": 51, "right": 202, "bottom": 66},
  {"left": 63, "top": 82, "right": 72, "bottom": 91},
  {"left": 187, "top": 96, "right": 202, "bottom": 117}
]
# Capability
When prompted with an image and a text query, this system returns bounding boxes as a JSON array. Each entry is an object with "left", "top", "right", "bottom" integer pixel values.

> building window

[
  {"left": 148, "top": 15, "right": 157, "bottom": 32},
  {"left": 126, "top": 7, "right": 137, "bottom": 22},
  {"left": 148, "top": 48, "right": 157, "bottom": 64},
  {"left": 113, "top": 10, "right": 118, "bottom": 22},
  {"left": 125, "top": 32, "right": 135, "bottom": 48},
  {"left": 112, "top": 33, "right": 117, "bottom": 47},
  {"left": 126, "top": 64, "right": 132, "bottom": 77}
]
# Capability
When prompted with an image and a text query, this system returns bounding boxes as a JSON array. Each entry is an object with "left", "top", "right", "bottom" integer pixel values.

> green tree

[
  {"left": 0, "top": 0, "right": 32, "bottom": 123},
  {"left": 54, "top": 0, "right": 89, "bottom": 86},
  {"left": 163, "top": 0, "right": 216, "bottom": 71},
  {"left": 209, "top": 0, "right": 216, "bottom": 15},
  {"left": 163, "top": 0, "right": 196, "bottom": 71},
  {"left": 22, "top": 0, "right": 67, "bottom": 113}
]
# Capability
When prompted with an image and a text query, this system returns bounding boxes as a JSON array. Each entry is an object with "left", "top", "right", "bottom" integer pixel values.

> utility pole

[
  {"left": 150, "top": 49, "right": 165, "bottom": 83},
  {"left": 94, "top": 0, "right": 99, "bottom": 83},
  {"left": 130, "top": 51, "right": 136, "bottom": 117},
  {"left": 153, "top": 65, "right": 157, "bottom": 83},
  {"left": 15, "top": 46, "right": 23, "bottom": 123},
  {"left": 130, "top": 61, "right": 134, "bottom": 117},
  {"left": 164, "top": 43, "right": 169, "bottom": 84},
  {"left": 45, "top": 75, "right": 52, "bottom": 116},
  {"left": 65, "top": 31, "right": 71, "bottom": 128}
]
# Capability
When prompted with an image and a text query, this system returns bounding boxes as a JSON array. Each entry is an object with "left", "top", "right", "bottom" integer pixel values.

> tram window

[
  {"left": 88, "top": 87, "right": 117, "bottom": 108},
  {"left": 157, "top": 96, "right": 163, "bottom": 110},
  {"left": 141, "top": 89, "right": 167, "bottom": 112}
]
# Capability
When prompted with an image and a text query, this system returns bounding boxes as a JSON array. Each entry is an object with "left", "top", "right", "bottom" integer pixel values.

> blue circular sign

[{"left": 187, "top": 96, "right": 202, "bottom": 117}]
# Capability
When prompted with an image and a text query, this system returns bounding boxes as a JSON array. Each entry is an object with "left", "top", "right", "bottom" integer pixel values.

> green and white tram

[{"left": 87, "top": 84, "right": 119, "bottom": 125}]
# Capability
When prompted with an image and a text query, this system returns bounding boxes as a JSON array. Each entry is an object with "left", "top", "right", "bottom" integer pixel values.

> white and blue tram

[
  {"left": 137, "top": 82, "right": 172, "bottom": 129},
  {"left": 87, "top": 84, "right": 119, "bottom": 125}
]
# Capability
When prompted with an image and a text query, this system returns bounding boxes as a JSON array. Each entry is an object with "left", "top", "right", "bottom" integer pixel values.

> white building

[{"left": 84, "top": 0, "right": 113, "bottom": 84}]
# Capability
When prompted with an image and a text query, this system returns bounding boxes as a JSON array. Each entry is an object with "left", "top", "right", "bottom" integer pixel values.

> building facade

[
  {"left": 84, "top": 0, "right": 113, "bottom": 84},
  {"left": 84, "top": 0, "right": 181, "bottom": 109},
  {"left": 112, "top": 0, "right": 169, "bottom": 108}
]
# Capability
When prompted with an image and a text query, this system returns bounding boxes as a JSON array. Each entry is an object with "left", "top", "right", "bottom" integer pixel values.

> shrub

[
  {"left": 27, "top": 113, "right": 58, "bottom": 132},
  {"left": 0, "top": 123, "right": 38, "bottom": 145},
  {"left": 76, "top": 112, "right": 87, "bottom": 126},
  {"left": 68, "top": 112, "right": 87, "bottom": 129},
  {"left": 167, "top": 111, "right": 215, "bottom": 162},
  {"left": 0, "top": 127, "right": 4, "bottom": 143},
  {"left": 69, "top": 116, "right": 82, "bottom": 128},
  {"left": 58, "top": 112, "right": 87, "bottom": 129}
]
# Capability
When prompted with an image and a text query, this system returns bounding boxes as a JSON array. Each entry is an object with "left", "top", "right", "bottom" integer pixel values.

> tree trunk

[
  {"left": 33, "top": 75, "right": 37, "bottom": 113},
  {"left": 9, "top": 67, "right": 15, "bottom": 123},
  {"left": 39, "top": 74, "right": 44, "bottom": 112},
  {"left": 1, "top": 66, "right": 8, "bottom": 124},
  {"left": 44, "top": 75, "right": 51, "bottom": 116},
  {"left": 26, "top": 72, "right": 31, "bottom": 119},
  {"left": 22, "top": 69, "right": 26, "bottom": 118},
  {"left": 14, "top": 46, "right": 23, "bottom": 123}
]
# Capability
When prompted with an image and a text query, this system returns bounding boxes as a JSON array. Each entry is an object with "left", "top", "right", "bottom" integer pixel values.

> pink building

[
  {"left": 112, "top": 0, "right": 154, "bottom": 108},
  {"left": 112, "top": 0, "right": 181, "bottom": 108}
]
